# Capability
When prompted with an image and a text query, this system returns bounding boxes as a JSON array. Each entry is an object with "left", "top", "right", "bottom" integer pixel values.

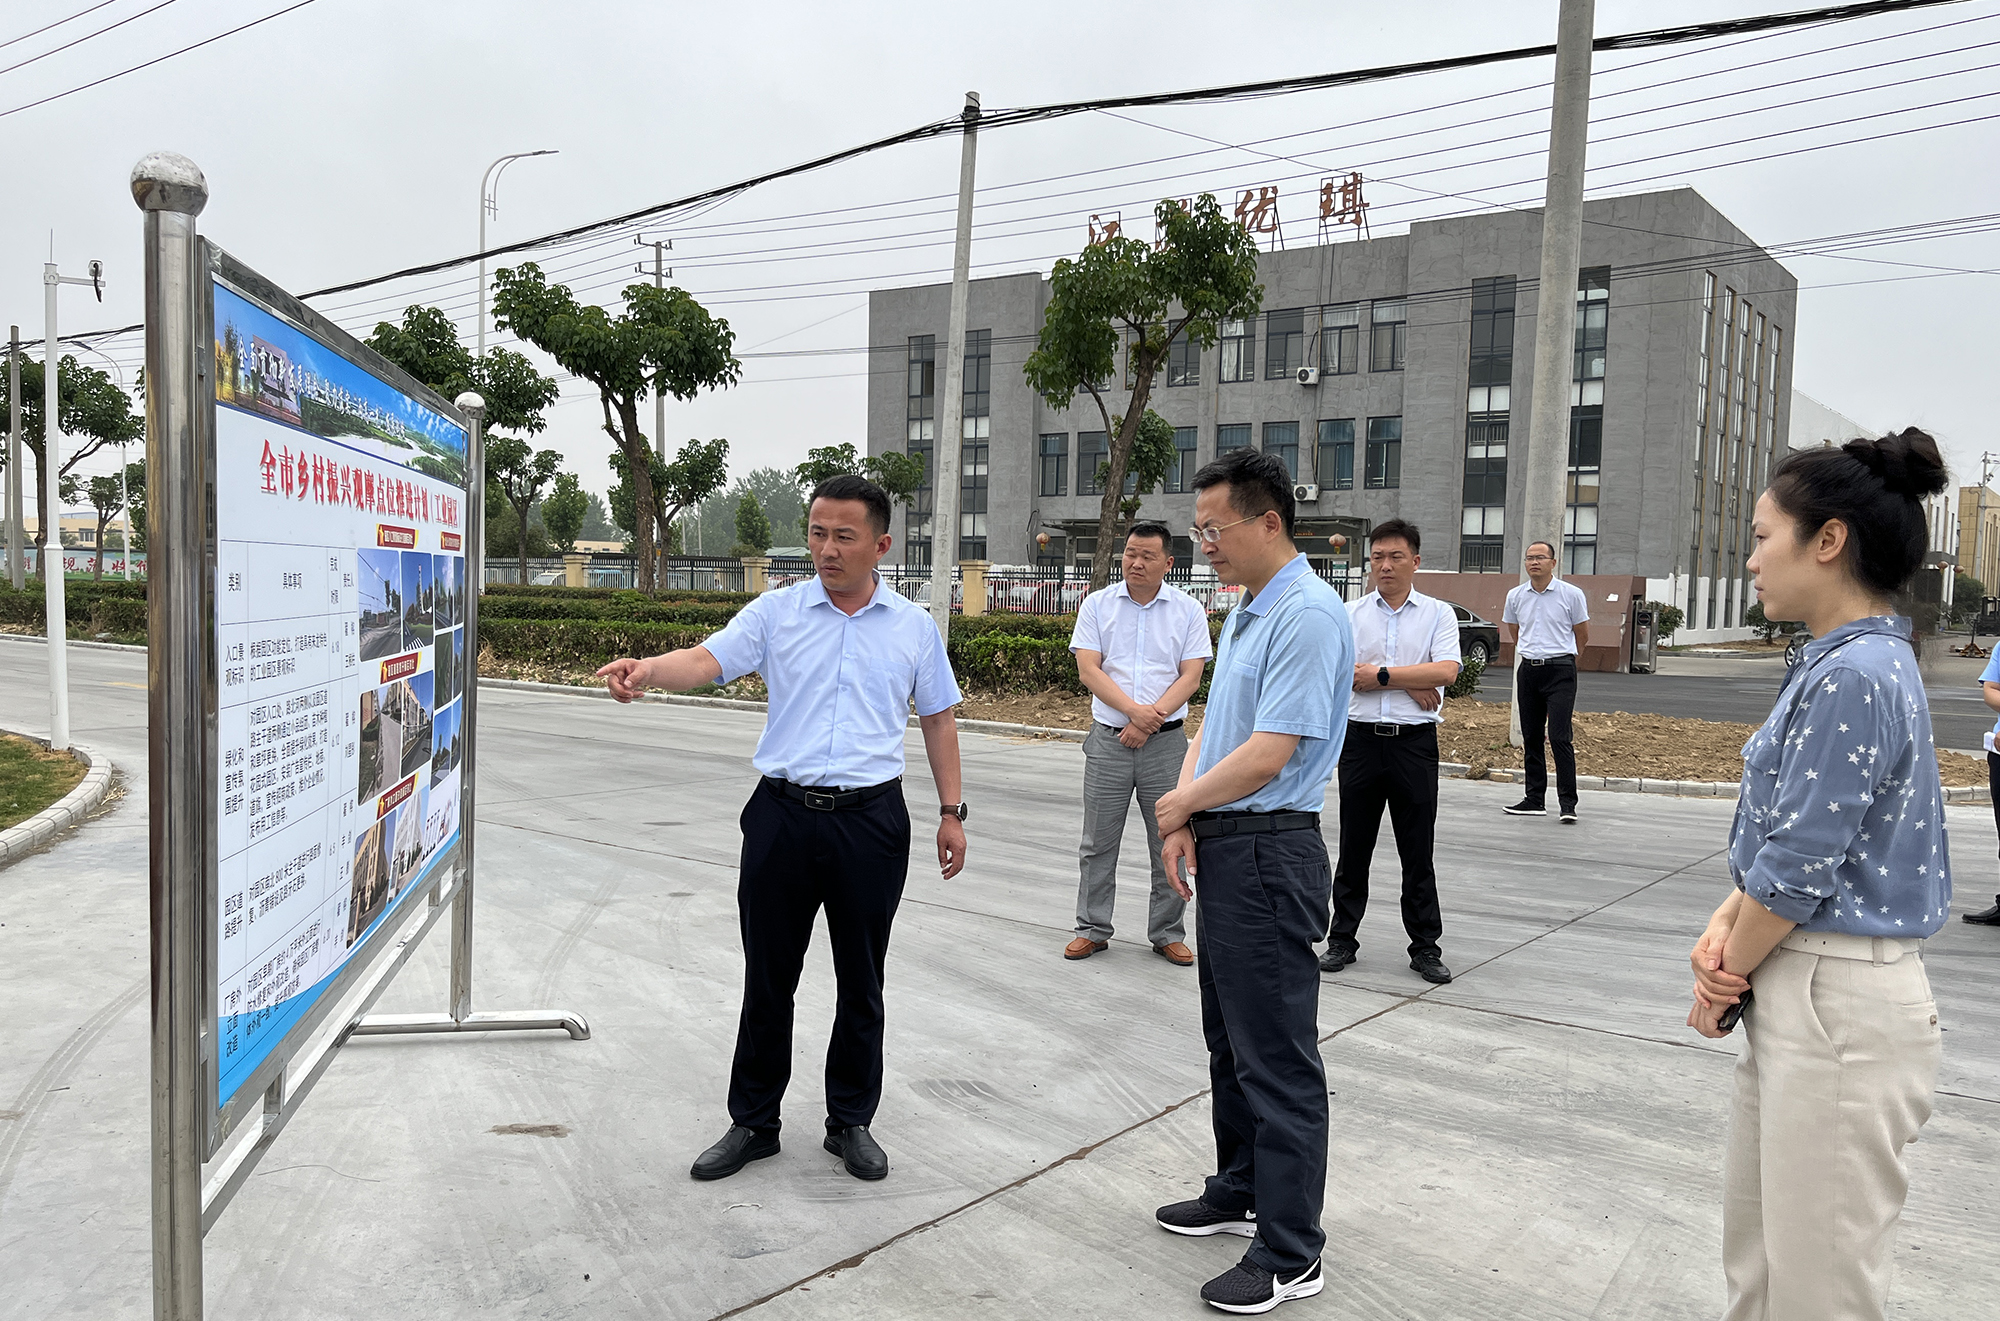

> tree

[
  {"left": 122, "top": 460, "right": 147, "bottom": 554},
  {"left": 790, "top": 443, "right": 927, "bottom": 537},
  {"left": 0, "top": 356, "right": 143, "bottom": 580},
  {"left": 366, "top": 306, "right": 559, "bottom": 438},
  {"left": 1098, "top": 409, "right": 1177, "bottom": 534},
  {"left": 484, "top": 434, "right": 562, "bottom": 584},
  {"left": 1023, "top": 194, "right": 1263, "bottom": 588},
  {"left": 543, "top": 473, "right": 588, "bottom": 553},
  {"left": 579, "top": 489, "right": 616, "bottom": 541},
  {"left": 85, "top": 474, "right": 126, "bottom": 579},
  {"left": 491, "top": 264, "right": 740, "bottom": 589},
  {"left": 733, "top": 492, "right": 773, "bottom": 556},
  {"left": 1955, "top": 571, "right": 1985, "bottom": 621},
  {"left": 607, "top": 437, "right": 730, "bottom": 562}
]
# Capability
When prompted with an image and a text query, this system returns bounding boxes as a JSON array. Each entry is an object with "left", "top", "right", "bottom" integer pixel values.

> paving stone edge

[{"left": 0, "top": 737, "right": 116, "bottom": 867}]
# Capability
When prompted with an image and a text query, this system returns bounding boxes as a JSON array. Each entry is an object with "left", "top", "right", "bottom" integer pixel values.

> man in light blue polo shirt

[
  {"left": 1149, "top": 448, "right": 1352, "bottom": 1315},
  {"left": 597, "top": 475, "right": 967, "bottom": 1186}
]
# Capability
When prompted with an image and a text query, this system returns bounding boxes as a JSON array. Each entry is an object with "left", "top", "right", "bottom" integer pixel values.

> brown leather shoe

[
  {"left": 1064, "top": 937, "right": 1109, "bottom": 960},
  {"left": 1154, "top": 942, "right": 1194, "bottom": 966}
]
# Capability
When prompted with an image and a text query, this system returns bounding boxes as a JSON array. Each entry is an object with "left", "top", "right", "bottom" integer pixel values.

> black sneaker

[
  {"left": 1502, "top": 798, "right": 1545, "bottom": 816},
  {"left": 1411, "top": 955, "right": 1453, "bottom": 984},
  {"left": 1318, "top": 945, "right": 1357, "bottom": 973},
  {"left": 1156, "top": 1198, "right": 1257, "bottom": 1238},
  {"left": 1965, "top": 900, "right": 2000, "bottom": 926},
  {"left": 1559, "top": 806, "right": 1578, "bottom": 825},
  {"left": 1200, "top": 1257, "right": 1325, "bottom": 1313}
]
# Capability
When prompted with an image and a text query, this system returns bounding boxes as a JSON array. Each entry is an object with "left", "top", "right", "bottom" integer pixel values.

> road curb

[
  {"left": 0, "top": 736, "right": 116, "bottom": 867},
  {"left": 0, "top": 632, "right": 147, "bottom": 654}
]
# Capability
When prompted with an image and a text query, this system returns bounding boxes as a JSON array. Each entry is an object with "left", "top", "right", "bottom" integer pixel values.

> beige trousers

[{"left": 1723, "top": 935, "right": 1941, "bottom": 1321}]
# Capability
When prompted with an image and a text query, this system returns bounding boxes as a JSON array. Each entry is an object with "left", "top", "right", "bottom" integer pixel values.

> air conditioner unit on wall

[
  {"left": 1294, "top": 483, "right": 1320, "bottom": 503},
  {"left": 1296, "top": 366, "right": 1320, "bottom": 386}
]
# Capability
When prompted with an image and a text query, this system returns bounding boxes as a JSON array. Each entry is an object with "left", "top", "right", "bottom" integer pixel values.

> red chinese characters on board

[{"left": 252, "top": 439, "right": 460, "bottom": 527}]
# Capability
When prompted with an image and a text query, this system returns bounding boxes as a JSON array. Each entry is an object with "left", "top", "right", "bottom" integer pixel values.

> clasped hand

[{"left": 1685, "top": 925, "right": 1749, "bottom": 1039}]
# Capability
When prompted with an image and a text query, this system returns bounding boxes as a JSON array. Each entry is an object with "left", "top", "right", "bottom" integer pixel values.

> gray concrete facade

[{"left": 868, "top": 188, "right": 1796, "bottom": 643}]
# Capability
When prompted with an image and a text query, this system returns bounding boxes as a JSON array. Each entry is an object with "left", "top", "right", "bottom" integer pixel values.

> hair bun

[{"left": 1842, "top": 428, "right": 1948, "bottom": 500}]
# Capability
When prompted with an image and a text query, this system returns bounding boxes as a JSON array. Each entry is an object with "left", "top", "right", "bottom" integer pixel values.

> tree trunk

[
  {"left": 93, "top": 512, "right": 108, "bottom": 580},
  {"left": 1089, "top": 370, "right": 1157, "bottom": 590},
  {"left": 512, "top": 493, "right": 532, "bottom": 587},
  {"left": 29, "top": 440, "right": 47, "bottom": 583},
  {"left": 618, "top": 396, "right": 657, "bottom": 592}
]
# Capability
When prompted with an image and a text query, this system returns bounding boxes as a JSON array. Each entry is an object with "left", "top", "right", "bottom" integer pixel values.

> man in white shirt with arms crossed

[
  {"left": 1500, "top": 539, "right": 1590, "bottom": 824},
  {"left": 1067, "top": 521, "right": 1213, "bottom": 966}
]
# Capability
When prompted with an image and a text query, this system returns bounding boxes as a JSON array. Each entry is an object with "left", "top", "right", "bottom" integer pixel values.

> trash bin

[{"left": 1630, "top": 607, "right": 1658, "bottom": 674}]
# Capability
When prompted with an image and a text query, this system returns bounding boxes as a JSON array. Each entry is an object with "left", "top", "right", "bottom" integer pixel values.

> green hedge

[
  {"left": 476, "top": 595, "right": 743, "bottom": 628},
  {"left": 478, "top": 619, "right": 718, "bottom": 673},
  {"left": 482, "top": 583, "right": 755, "bottom": 607},
  {"left": 1, "top": 581, "right": 148, "bottom": 626},
  {"left": 90, "top": 598, "right": 149, "bottom": 636},
  {"left": 953, "top": 633, "right": 1088, "bottom": 694}
]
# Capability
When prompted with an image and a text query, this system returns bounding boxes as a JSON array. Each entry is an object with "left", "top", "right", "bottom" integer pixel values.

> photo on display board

[
  {"left": 356, "top": 547, "right": 403, "bottom": 662},
  {"left": 389, "top": 782, "right": 427, "bottom": 893},
  {"left": 396, "top": 670, "right": 434, "bottom": 781},
  {"left": 430, "top": 700, "right": 460, "bottom": 788},
  {"left": 433, "top": 631, "right": 453, "bottom": 709},
  {"left": 356, "top": 687, "right": 390, "bottom": 805},
  {"left": 433, "top": 553, "right": 460, "bottom": 631},
  {"left": 424, "top": 769, "right": 458, "bottom": 854},
  {"left": 450, "top": 627, "right": 466, "bottom": 702},
  {"left": 401, "top": 550, "right": 435, "bottom": 648},
  {"left": 347, "top": 814, "right": 392, "bottom": 947}
]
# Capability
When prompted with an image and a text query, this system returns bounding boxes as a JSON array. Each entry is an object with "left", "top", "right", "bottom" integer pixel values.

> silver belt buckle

[
  {"left": 1373, "top": 723, "right": 1399, "bottom": 737},
  {"left": 803, "top": 790, "right": 838, "bottom": 811}
]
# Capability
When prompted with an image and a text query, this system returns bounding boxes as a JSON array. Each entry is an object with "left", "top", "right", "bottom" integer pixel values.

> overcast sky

[{"left": 6, "top": 0, "right": 1997, "bottom": 509}]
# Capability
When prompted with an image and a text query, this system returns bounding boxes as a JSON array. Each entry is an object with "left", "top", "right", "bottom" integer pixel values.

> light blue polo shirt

[
  {"left": 1194, "top": 553, "right": 1353, "bottom": 812},
  {"left": 702, "top": 572, "right": 962, "bottom": 789}
]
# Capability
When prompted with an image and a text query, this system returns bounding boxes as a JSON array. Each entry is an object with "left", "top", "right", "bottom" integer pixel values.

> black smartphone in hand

[{"left": 1717, "top": 989, "right": 1753, "bottom": 1033}]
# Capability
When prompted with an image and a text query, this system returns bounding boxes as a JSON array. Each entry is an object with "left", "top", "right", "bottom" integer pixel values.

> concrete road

[
  {"left": 2, "top": 636, "right": 1997, "bottom": 1319},
  {"left": 1468, "top": 650, "right": 1999, "bottom": 752}
]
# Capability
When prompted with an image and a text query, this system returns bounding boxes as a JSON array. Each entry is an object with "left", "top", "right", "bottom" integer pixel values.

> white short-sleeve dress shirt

[
  {"left": 1502, "top": 577, "right": 1590, "bottom": 659},
  {"left": 1347, "top": 588, "right": 1462, "bottom": 725},
  {"left": 701, "top": 573, "right": 962, "bottom": 789},
  {"left": 1068, "top": 580, "right": 1213, "bottom": 727}
]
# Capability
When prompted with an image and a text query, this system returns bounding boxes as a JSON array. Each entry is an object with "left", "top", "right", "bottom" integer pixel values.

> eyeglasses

[
  {"left": 1524, "top": 554, "right": 1554, "bottom": 563},
  {"left": 1189, "top": 514, "right": 1260, "bottom": 545}
]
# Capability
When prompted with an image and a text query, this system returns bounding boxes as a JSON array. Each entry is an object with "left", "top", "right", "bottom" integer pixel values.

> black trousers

[
  {"left": 1328, "top": 723, "right": 1443, "bottom": 959},
  {"left": 1515, "top": 658, "right": 1579, "bottom": 809},
  {"left": 1195, "top": 826, "right": 1331, "bottom": 1278},
  {"left": 727, "top": 779, "right": 911, "bottom": 1134},
  {"left": 1988, "top": 752, "right": 2000, "bottom": 902}
]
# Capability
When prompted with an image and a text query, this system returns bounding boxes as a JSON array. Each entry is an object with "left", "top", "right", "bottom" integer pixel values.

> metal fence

[{"left": 482, "top": 554, "right": 745, "bottom": 592}]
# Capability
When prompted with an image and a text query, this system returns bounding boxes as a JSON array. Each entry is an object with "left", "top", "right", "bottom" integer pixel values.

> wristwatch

[
  {"left": 1377, "top": 666, "right": 1391, "bottom": 688},
  {"left": 941, "top": 803, "right": 968, "bottom": 821}
]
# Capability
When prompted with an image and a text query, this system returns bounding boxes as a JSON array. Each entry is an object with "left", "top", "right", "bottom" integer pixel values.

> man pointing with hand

[{"left": 598, "top": 474, "right": 966, "bottom": 1186}]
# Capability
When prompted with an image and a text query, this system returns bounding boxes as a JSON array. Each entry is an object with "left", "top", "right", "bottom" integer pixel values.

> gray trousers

[{"left": 1076, "top": 722, "right": 1188, "bottom": 947}]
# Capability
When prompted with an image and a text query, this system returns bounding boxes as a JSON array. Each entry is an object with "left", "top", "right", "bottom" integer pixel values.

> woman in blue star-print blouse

[{"left": 1687, "top": 428, "right": 1950, "bottom": 1320}]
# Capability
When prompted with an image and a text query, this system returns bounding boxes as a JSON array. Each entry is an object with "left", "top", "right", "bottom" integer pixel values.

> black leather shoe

[
  {"left": 1502, "top": 798, "right": 1545, "bottom": 816},
  {"left": 1410, "top": 955, "right": 1453, "bottom": 984},
  {"left": 1965, "top": 900, "right": 2000, "bottom": 925},
  {"left": 690, "top": 1124, "right": 780, "bottom": 1181},
  {"left": 824, "top": 1124, "right": 888, "bottom": 1180},
  {"left": 1318, "top": 945, "right": 1357, "bottom": 973}
]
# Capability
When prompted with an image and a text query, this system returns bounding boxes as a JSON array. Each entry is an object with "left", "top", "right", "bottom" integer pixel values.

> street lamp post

[
  {"left": 476, "top": 150, "right": 558, "bottom": 361},
  {"left": 43, "top": 255, "right": 106, "bottom": 752}
]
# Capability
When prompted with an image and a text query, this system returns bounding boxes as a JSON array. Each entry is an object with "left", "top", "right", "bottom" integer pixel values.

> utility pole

[
  {"left": 635, "top": 236, "right": 673, "bottom": 463},
  {"left": 7, "top": 328, "right": 21, "bottom": 589},
  {"left": 1512, "top": 0, "right": 1594, "bottom": 748},
  {"left": 928, "top": 91, "right": 980, "bottom": 639},
  {"left": 1973, "top": 451, "right": 1998, "bottom": 648},
  {"left": 44, "top": 256, "right": 105, "bottom": 752}
]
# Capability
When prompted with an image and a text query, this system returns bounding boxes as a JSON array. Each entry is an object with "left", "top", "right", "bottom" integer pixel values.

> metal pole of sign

[
  {"left": 7, "top": 328, "right": 22, "bottom": 590},
  {"left": 351, "top": 393, "right": 587, "bottom": 1041},
  {"left": 134, "top": 150, "right": 208, "bottom": 1321}
]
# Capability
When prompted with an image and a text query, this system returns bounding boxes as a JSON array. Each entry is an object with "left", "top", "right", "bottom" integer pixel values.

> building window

[
  {"left": 1369, "top": 298, "right": 1406, "bottom": 372},
  {"left": 905, "top": 334, "right": 936, "bottom": 564},
  {"left": 1264, "top": 309, "right": 1305, "bottom": 381},
  {"left": 961, "top": 439, "right": 988, "bottom": 561},
  {"left": 1460, "top": 413, "right": 1508, "bottom": 573},
  {"left": 1217, "top": 423, "right": 1252, "bottom": 454},
  {"left": 1467, "top": 276, "right": 1515, "bottom": 413},
  {"left": 1321, "top": 303, "right": 1360, "bottom": 375},
  {"left": 1317, "top": 419, "right": 1354, "bottom": 490},
  {"left": 1564, "top": 406, "right": 1602, "bottom": 575},
  {"left": 1078, "top": 430, "right": 1108, "bottom": 496},
  {"left": 1571, "top": 266, "right": 1608, "bottom": 407},
  {"left": 1164, "top": 426, "right": 1198, "bottom": 493},
  {"left": 1166, "top": 327, "right": 1200, "bottom": 387},
  {"left": 1263, "top": 421, "right": 1300, "bottom": 479},
  {"left": 1039, "top": 433, "right": 1068, "bottom": 497},
  {"left": 1219, "top": 317, "right": 1255, "bottom": 383},
  {"left": 1365, "top": 416, "right": 1402, "bottom": 489}
]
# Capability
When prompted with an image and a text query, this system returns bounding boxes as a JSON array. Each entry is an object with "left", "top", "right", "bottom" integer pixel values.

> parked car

[
  {"left": 1447, "top": 603, "right": 1501, "bottom": 667},
  {"left": 530, "top": 569, "right": 565, "bottom": 586}
]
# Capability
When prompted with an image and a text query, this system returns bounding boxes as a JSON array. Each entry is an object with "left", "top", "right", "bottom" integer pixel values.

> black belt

[
  {"left": 1189, "top": 809, "right": 1320, "bottom": 840},
  {"left": 1521, "top": 655, "right": 1576, "bottom": 667},
  {"left": 1348, "top": 720, "right": 1434, "bottom": 738},
  {"left": 764, "top": 776, "right": 901, "bottom": 811},
  {"left": 1096, "top": 719, "right": 1185, "bottom": 734}
]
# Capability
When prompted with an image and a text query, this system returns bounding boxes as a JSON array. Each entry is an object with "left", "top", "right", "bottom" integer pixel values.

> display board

[{"left": 206, "top": 258, "right": 471, "bottom": 1132}]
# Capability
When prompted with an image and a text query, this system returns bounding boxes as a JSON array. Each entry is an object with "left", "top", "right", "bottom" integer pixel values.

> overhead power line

[
  {"left": 0, "top": 0, "right": 177, "bottom": 77},
  {"left": 0, "top": 0, "right": 119, "bottom": 53}
]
